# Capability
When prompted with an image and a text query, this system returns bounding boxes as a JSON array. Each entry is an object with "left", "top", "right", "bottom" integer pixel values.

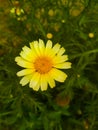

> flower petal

[
  {"left": 15, "top": 57, "right": 33, "bottom": 68},
  {"left": 29, "top": 42, "right": 38, "bottom": 55},
  {"left": 29, "top": 72, "right": 40, "bottom": 89},
  {"left": 52, "top": 43, "right": 61, "bottom": 55},
  {"left": 46, "top": 73, "right": 55, "bottom": 88},
  {"left": 45, "top": 40, "right": 52, "bottom": 55},
  {"left": 40, "top": 75, "right": 48, "bottom": 91},
  {"left": 50, "top": 68, "right": 67, "bottom": 82},
  {"left": 22, "top": 46, "right": 31, "bottom": 53},
  {"left": 22, "top": 46, "right": 37, "bottom": 58},
  {"left": 17, "top": 69, "right": 35, "bottom": 76},
  {"left": 20, "top": 51, "right": 36, "bottom": 62},
  {"left": 38, "top": 39, "right": 45, "bottom": 55},
  {"left": 32, "top": 82, "right": 40, "bottom": 91},
  {"left": 57, "top": 47, "right": 66, "bottom": 56},
  {"left": 20, "top": 74, "right": 32, "bottom": 86},
  {"left": 46, "top": 40, "right": 52, "bottom": 49},
  {"left": 46, "top": 43, "right": 61, "bottom": 57},
  {"left": 33, "top": 41, "right": 41, "bottom": 56},
  {"left": 54, "top": 62, "right": 72, "bottom": 69},
  {"left": 53, "top": 55, "right": 68, "bottom": 64}
]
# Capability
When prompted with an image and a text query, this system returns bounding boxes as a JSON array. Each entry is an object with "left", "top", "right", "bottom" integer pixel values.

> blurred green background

[{"left": 0, "top": 0, "right": 98, "bottom": 130}]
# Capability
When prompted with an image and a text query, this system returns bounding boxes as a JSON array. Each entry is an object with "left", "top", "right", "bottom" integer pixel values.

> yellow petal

[
  {"left": 20, "top": 74, "right": 32, "bottom": 86},
  {"left": 54, "top": 62, "right": 72, "bottom": 69},
  {"left": 45, "top": 40, "right": 52, "bottom": 55},
  {"left": 46, "top": 73, "right": 55, "bottom": 88},
  {"left": 50, "top": 68, "right": 67, "bottom": 82},
  {"left": 52, "top": 43, "right": 61, "bottom": 55},
  {"left": 20, "top": 51, "right": 36, "bottom": 62},
  {"left": 53, "top": 55, "right": 68, "bottom": 64},
  {"left": 15, "top": 56, "right": 21, "bottom": 62},
  {"left": 57, "top": 47, "right": 66, "bottom": 56},
  {"left": 39, "top": 39, "right": 45, "bottom": 55},
  {"left": 15, "top": 57, "right": 33, "bottom": 68},
  {"left": 46, "top": 43, "right": 61, "bottom": 57},
  {"left": 29, "top": 42, "right": 38, "bottom": 56},
  {"left": 46, "top": 40, "right": 52, "bottom": 49},
  {"left": 29, "top": 72, "right": 40, "bottom": 89},
  {"left": 33, "top": 41, "right": 41, "bottom": 56},
  {"left": 17, "top": 69, "right": 35, "bottom": 76},
  {"left": 22, "top": 46, "right": 32, "bottom": 54},
  {"left": 40, "top": 75, "right": 48, "bottom": 91},
  {"left": 29, "top": 41, "right": 34, "bottom": 49},
  {"left": 32, "top": 82, "right": 40, "bottom": 91}
]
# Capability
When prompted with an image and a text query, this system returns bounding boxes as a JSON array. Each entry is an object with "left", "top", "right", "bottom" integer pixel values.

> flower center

[{"left": 34, "top": 56, "right": 53, "bottom": 74}]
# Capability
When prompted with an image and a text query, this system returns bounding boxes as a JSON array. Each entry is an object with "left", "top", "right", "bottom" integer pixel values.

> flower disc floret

[{"left": 34, "top": 56, "right": 53, "bottom": 74}]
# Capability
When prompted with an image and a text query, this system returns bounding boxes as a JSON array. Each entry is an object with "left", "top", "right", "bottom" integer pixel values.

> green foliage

[{"left": 0, "top": 0, "right": 98, "bottom": 130}]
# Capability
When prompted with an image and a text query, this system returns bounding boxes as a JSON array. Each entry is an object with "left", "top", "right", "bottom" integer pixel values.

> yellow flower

[
  {"left": 46, "top": 33, "right": 53, "bottom": 39},
  {"left": 10, "top": 8, "right": 15, "bottom": 14},
  {"left": 15, "top": 39, "right": 71, "bottom": 91},
  {"left": 88, "top": 33, "right": 94, "bottom": 38},
  {"left": 10, "top": 7, "right": 24, "bottom": 16},
  {"left": 48, "top": 9, "right": 54, "bottom": 16}
]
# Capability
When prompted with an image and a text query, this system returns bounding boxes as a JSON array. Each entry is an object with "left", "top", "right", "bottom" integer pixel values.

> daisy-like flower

[{"left": 15, "top": 39, "right": 71, "bottom": 91}]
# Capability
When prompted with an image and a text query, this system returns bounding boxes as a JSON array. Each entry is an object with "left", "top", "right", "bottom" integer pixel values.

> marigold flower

[{"left": 15, "top": 39, "right": 71, "bottom": 91}]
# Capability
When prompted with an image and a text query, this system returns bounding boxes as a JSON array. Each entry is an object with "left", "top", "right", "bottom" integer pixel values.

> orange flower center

[{"left": 34, "top": 56, "right": 53, "bottom": 74}]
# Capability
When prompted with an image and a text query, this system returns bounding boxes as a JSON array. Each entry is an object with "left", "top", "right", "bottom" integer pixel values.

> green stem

[{"left": 70, "top": 49, "right": 98, "bottom": 59}]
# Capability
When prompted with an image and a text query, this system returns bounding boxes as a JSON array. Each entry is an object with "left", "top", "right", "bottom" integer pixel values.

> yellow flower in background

[
  {"left": 88, "top": 33, "right": 94, "bottom": 38},
  {"left": 10, "top": 7, "right": 24, "bottom": 16},
  {"left": 15, "top": 39, "right": 71, "bottom": 91},
  {"left": 46, "top": 33, "right": 53, "bottom": 39}
]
